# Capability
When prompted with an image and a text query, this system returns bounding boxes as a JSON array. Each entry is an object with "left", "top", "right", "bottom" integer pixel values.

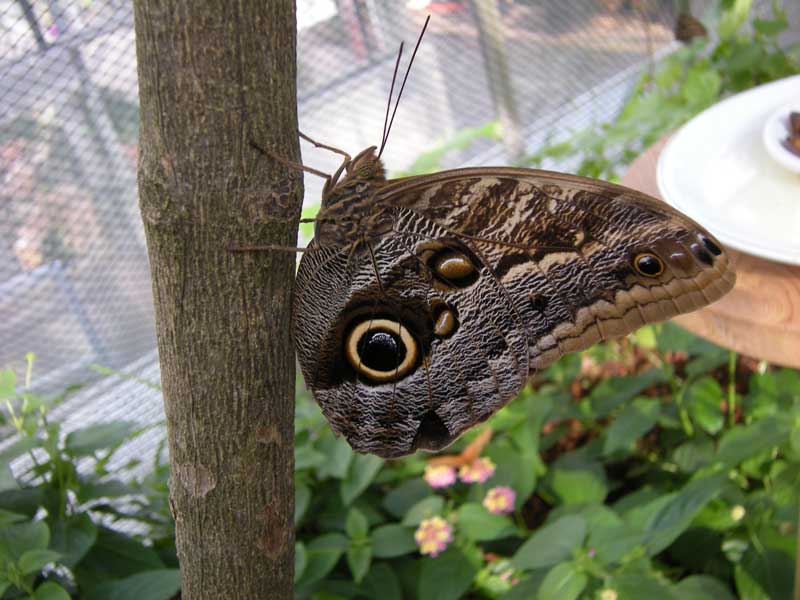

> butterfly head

[{"left": 315, "top": 147, "right": 388, "bottom": 247}]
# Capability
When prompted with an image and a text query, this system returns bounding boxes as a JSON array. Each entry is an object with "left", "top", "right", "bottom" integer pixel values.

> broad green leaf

[
  {"left": 295, "top": 445, "right": 326, "bottom": 470},
  {"left": 295, "top": 533, "right": 348, "bottom": 587},
  {"left": 401, "top": 496, "right": 444, "bottom": 527},
  {"left": 537, "top": 562, "right": 587, "bottom": 600},
  {"left": 370, "top": 524, "right": 417, "bottom": 558},
  {"left": 549, "top": 455, "right": 607, "bottom": 505},
  {"left": 0, "top": 488, "right": 45, "bottom": 518},
  {"left": 31, "top": 582, "right": 71, "bottom": 600},
  {"left": 739, "top": 547, "right": 794, "bottom": 600},
  {"left": 316, "top": 435, "right": 353, "bottom": 479},
  {"left": 19, "top": 548, "right": 61, "bottom": 574},
  {"left": 347, "top": 544, "right": 371, "bottom": 583},
  {"left": 687, "top": 378, "right": 724, "bottom": 435},
  {"left": 72, "top": 525, "right": 164, "bottom": 590},
  {"left": 48, "top": 512, "right": 97, "bottom": 568},
  {"left": 85, "top": 569, "right": 180, "bottom": 600},
  {"left": 64, "top": 421, "right": 137, "bottom": 456},
  {"left": 456, "top": 503, "right": 516, "bottom": 542},
  {"left": 294, "top": 542, "right": 306, "bottom": 583},
  {"left": 675, "top": 575, "right": 736, "bottom": 600},
  {"left": 734, "top": 564, "right": 769, "bottom": 600},
  {"left": 346, "top": 508, "right": 369, "bottom": 539},
  {"left": 418, "top": 547, "right": 478, "bottom": 600},
  {"left": 0, "top": 509, "right": 26, "bottom": 528},
  {"left": 0, "top": 368, "right": 16, "bottom": 398},
  {"left": 672, "top": 437, "right": 714, "bottom": 473},
  {"left": 716, "top": 416, "right": 790, "bottom": 466},
  {"left": 641, "top": 472, "right": 727, "bottom": 555},
  {"left": 685, "top": 348, "right": 729, "bottom": 378},
  {"left": 76, "top": 479, "right": 137, "bottom": 502},
  {"left": 295, "top": 483, "right": 311, "bottom": 525},
  {"left": 0, "top": 463, "right": 18, "bottom": 493},
  {"left": 383, "top": 478, "right": 430, "bottom": 519},
  {"left": 588, "top": 368, "right": 666, "bottom": 418},
  {"left": 361, "top": 563, "right": 403, "bottom": 600},
  {"left": 603, "top": 398, "right": 660, "bottom": 455},
  {"left": 682, "top": 68, "right": 721, "bottom": 107},
  {"left": 0, "top": 519, "right": 49, "bottom": 561},
  {"left": 340, "top": 454, "right": 383, "bottom": 505},
  {"left": 613, "top": 571, "right": 676, "bottom": 600},
  {"left": 513, "top": 515, "right": 586, "bottom": 570},
  {"left": 718, "top": 0, "right": 753, "bottom": 39}
]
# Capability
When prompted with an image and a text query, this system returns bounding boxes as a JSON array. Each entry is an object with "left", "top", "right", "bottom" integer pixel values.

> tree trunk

[{"left": 133, "top": 2, "right": 300, "bottom": 598}]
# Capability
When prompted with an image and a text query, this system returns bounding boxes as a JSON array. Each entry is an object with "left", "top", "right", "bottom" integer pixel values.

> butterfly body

[{"left": 293, "top": 149, "right": 735, "bottom": 459}]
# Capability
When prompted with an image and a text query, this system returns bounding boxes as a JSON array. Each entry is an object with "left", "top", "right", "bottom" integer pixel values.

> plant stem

[{"left": 728, "top": 351, "right": 737, "bottom": 427}]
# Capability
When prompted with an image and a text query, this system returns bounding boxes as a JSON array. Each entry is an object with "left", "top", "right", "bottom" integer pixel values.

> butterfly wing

[
  {"left": 294, "top": 168, "right": 735, "bottom": 458},
  {"left": 380, "top": 168, "right": 736, "bottom": 370}
]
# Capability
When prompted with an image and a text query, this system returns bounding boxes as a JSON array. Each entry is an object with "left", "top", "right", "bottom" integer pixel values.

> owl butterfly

[{"left": 263, "top": 17, "right": 735, "bottom": 458}]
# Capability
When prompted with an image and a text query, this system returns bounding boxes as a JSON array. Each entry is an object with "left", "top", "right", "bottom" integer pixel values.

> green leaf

[
  {"left": 0, "top": 463, "right": 18, "bottom": 493},
  {"left": 738, "top": 547, "right": 794, "bottom": 600},
  {"left": 456, "top": 503, "right": 516, "bottom": 542},
  {"left": 612, "top": 571, "right": 676, "bottom": 600},
  {"left": 346, "top": 508, "right": 369, "bottom": 539},
  {"left": 418, "top": 547, "right": 478, "bottom": 600},
  {"left": 77, "top": 479, "right": 138, "bottom": 502},
  {"left": 0, "top": 488, "right": 45, "bottom": 518},
  {"left": 361, "top": 563, "right": 403, "bottom": 600},
  {"left": 716, "top": 416, "right": 790, "bottom": 467},
  {"left": 295, "top": 483, "right": 311, "bottom": 525},
  {"left": 718, "top": 0, "right": 753, "bottom": 39},
  {"left": 72, "top": 525, "right": 164, "bottom": 590},
  {"left": 603, "top": 398, "right": 660, "bottom": 455},
  {"left": 675, "top": 575, "right": 736, "bottom": 600},
  {"left": 48, "top": 512, "right": 97, "bottom": 568},
  {"left": 672, "top": 437, "right": 715, "bottom": 473},
  {"left": 0, "top": 519, "right": 49, "bottom": 561},
  {"left": 682, "top": 68, "right": 721, "bottom": 107},
  {"left": 296, "top": 533, "right": 349, "bottom": 587},
  {"left": 31, "top": 582, "right": 71, "bottom": 600},
  {"left": 549, "top": 455, "right": 608, "bottom": 505},
  {"left": 640, "top": 472, "right": 727, "bottom": 555},
  {"left": 317, "top": 435, "right": 354, "bottom": 479},
  {"left": 85, "top": 569, "right": 180, "bottom": 600},
  {"left": 0, "top": 508, "right": 27, "bottom": 528},
  {"left": 687, "top": 378, "right": 724, "bottom": 435},
  {"left": 382, "top": 478, "right": 430, "bottom": 519},
  {"left": 734, "top": 564, "right": 769, "bottom": 600},
  {"left": 347, "top": 544, "right": 371, "bottom": 584},
  {"left": 19, "top": 549, "right": 61, "bottom": 574},
  {"left": 588, "top": 368, "right": 666, "bottom": 418},
  {"left": 537, "top": 562, "right": 587, "bottom": 600},
  {"left": 294, "top": 542, "right": 306, "bottom": 583},
  {"left": 401, "top": 496, "right": 444, "bottom": 527},
  {"left": 512, "top": 515, "right": 586, "bottom": 570},
  {"left": 0, "top": 368, "right": 16, "bottom": 399},
  {"left": 340, "top": 454, "right": 383, "bottom": 505},
  {"left": 295, "top": 444, "right": 326, "bottom": 470},
  {"left": 370, "top": 524, "right": 417, "bottom": 558},
  {"left": 64, "top": 421, "right": 137, "bottom": 456}
]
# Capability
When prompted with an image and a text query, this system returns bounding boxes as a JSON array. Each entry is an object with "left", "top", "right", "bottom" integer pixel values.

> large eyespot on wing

[{"left": 293, "top": 221, "right": 530, "bottom": 459}]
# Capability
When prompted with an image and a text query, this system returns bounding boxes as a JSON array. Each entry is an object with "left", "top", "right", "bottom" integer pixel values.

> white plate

[
  {"left": 763, "top": 102, "right": 800, "bottom": 174},
  {"left": 657, "top": 75, "right": 800, "bottom": 265}
]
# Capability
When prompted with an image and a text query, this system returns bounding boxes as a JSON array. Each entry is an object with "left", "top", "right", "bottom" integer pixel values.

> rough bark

[{"left": 133, "top": 2, "right": 299, "bottom": 598}]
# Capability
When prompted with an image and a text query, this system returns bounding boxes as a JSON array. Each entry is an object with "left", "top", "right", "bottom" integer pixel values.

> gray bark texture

[{"left": 133, "top": 2, "right": 300, "bottom": 597}]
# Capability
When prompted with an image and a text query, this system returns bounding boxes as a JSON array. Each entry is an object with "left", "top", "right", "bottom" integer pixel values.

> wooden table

[{"left": 622, "top": 138, "right": 800, "bottom": 369}]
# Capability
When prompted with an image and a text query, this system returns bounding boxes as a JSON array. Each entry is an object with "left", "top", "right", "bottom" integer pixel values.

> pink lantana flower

[
  {"left": 414, "top": 516, "right": 453, "bottom": 557},
  {"left": 458, "top": 457, "right": 496, "bottom": 483},
  {"left": 483, "top": 486, "right": 516, "bottom": 514},
  {"left": 424, "top": 464, "right": 457, "bottom": 488}
]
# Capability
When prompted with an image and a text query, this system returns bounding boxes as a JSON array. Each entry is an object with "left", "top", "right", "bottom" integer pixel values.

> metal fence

[{"left": 1, "top": 0, "right": 794, "bottom": 428}]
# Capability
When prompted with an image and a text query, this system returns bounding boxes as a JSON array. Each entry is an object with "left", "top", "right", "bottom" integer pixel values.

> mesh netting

[{"left": 0, "top": 0, "right": 795, "bottom": 435}]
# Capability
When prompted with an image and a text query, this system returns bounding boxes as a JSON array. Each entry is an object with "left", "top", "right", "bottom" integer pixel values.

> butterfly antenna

[
  {"left": 378, "top": 15, "right": 430, "bottom": 158},
  {"left": 380, "top": 42, "right": 404, "bottom": 157}
]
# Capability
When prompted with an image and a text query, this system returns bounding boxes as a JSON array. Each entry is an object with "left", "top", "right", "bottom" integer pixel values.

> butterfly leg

[{"left": 298, "top": 131, "right": 351, "bottom": 162}]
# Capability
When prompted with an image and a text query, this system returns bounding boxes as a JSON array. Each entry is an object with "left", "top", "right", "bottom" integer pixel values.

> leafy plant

[{"left": 0, "top": 355, "right": 177, "bottom": 600}]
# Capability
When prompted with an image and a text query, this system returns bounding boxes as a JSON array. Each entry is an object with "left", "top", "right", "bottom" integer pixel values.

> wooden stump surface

[{"left": 622, "top": 138, "right": 800, "bottom": 369}]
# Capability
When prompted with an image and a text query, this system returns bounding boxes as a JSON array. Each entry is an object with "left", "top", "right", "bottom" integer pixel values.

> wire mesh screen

[{"left": 0, "top": 0, "right": 794, "bottom": 401}]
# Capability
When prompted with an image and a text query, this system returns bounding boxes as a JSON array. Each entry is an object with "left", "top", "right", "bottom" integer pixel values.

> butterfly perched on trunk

[{"left": 248, "top": 17, "right": 736, "bottom": 458}]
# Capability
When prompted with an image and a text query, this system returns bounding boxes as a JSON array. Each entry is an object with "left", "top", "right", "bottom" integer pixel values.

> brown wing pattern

[{"left": 294, "top": 167, "right": 735, "bottom": 458}]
